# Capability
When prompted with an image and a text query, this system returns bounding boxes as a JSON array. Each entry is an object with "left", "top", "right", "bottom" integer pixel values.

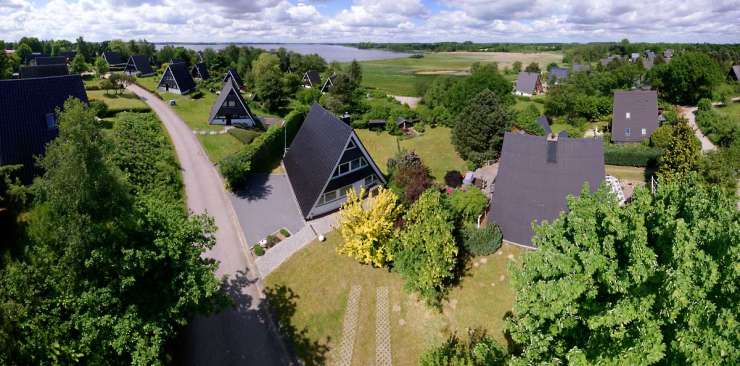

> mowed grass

[
  {"left": 715, "top": 99, "right": 740, "bottom": 123},
  {"left": 359, "top": 51, "right": 563, "bottom": 96},
  {"left": 606, "top": 164, "right": 653, "bottom": 183},
  {"left": 356, "top": 127, "right": 467, "bottom": 181},
  {"left": 265, "top": 230, "right": 525, "bottom": 365},
  {"left": 87, "top": 90, "right": 150, "bottom": 110},
  {"left": 197, "top": 134, "right": 243, "bottom": 163}
]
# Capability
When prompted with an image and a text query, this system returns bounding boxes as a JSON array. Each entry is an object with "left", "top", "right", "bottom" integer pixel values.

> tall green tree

[
  {"left": 0, "top": 100, "right": 226, "bottom": 365},
  {"left": 524, "top": 62, "right": 540, "bottom": 72},
  {"left": 94, "top": 56, "right": 108, "bottom": 77},
  {"left": 14, "top": 43, "right": 33, "bottom": 64},
  {"left": 656, "top": 119, "right": 700, "bottom": 182},
  {"left": 347, "top": 59, "right": 362, "bottom": 88},
  {"left": 69, "top": 53, "right": 87, "bottom": 74},
  {"left": 452, "top": 89, "right": 512, "bottom": 165},
  {"left": 394, "top": 189, "right": 458, "bottom": 306},
  {"left": 252, "top": 53, "right": 287, "bottom": 112},
  {"left": 647, "top": 52, "right": 724, "bottom": 105},
  {"left": 508, "top": 178, "right": 739, "bottom": 365},
  {"left": 0, "top": 52, "right": 9, "bottom": 79}
]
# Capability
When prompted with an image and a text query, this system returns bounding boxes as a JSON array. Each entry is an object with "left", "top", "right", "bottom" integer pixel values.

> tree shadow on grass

[
  {"left": 233, "top": 173, "right": 273, "bottom": 201},
  {"left": 264, "top": 284, "right": 331, "bottom": 366}
]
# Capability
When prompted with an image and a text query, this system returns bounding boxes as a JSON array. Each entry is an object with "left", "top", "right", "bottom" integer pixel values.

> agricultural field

[
  {"left": 356, "top": 127, "right": 467, "bottom": 180},
  {"left": 265, "top": 231, "right": 525, "bottom": 365},
  {"left": 359, "top": 51, "right": 563, "bottom": 96}
]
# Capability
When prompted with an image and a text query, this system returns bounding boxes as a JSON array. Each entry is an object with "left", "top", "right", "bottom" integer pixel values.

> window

[
  {"left": 364, "top": 175, "right": 377, "bottom": 187},
  {"left": 333, "top": 157, "right": 367, "bottom": 178},
  {"left": 625, "top": 112, "right": 631, "bottom": 119},
  {"left": 318, "top": 184, "right": 354, "bottom": 206},
  {"left": 225, "top": 100, "right": 236, "bottom": 107},
  {"left": 624, "top": 128, "right": 631, "bottom": 137},
  {"left": 641, "top": 128, "right": 647, "bottom": 135},
  {"left": 46, "top": 113, "right": 56, "bottom": 130}
]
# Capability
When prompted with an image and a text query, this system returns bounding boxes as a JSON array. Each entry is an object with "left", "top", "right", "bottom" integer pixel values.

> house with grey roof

[
  {"left": 729, "top": 65, "right": 740, "bottom": 81},
  {"left": 611, "top": 90, "right": 659, "bottom": 143},
  {"left": 124, "top": 55, "right": 154, "bottom": 77},
  {"left": 630, "top": 53, "right": 640, "bottom": 63},
  {"left": 600, "top": 55, "right": 621, "bottom": 66},
  {"left": 514, "top": 72, "right": 542, "bottom": 96},
  {"left": 572, "top": 63, "right": 589, "bottom": 72},
  {"left": 19, "top": 64, "right": 69, "bottom": 79},
  {"left": 489, "top": 132, "right": 605, "bottom": 247},
  {"left": 209, "top": 79, "right": 256, "bottom": 127},
  {"left": 0, "top": 75, "right": 88, "bottom": 181},
  {"left": 284, "top": 103, "right": 386, "bottom": 219},
  {"left": 191, "top": 63, "right": 210, "bottom": 80},
  {"left": 102, "top": 51, "right": 125, "bottom": 67},
  {"left": 157, "top": 62, "right": 196, "bottom": 94},
  {"left": 223, "top": 68, "right": 244, "bottom": 89},
  {"left": 321, "top": 73, "right": 337, "bottom": 93},
  {"left": 663, "top": 49, "right": 673, "bottom": 59},
  {"left": 302, "top": 70, "right": 321, "bottom": 88},
  {"left": 31, "top": 56, "right": 66, "bottom": 66},
  {"left": 548, "top": 66, "right": 569, "bottom": 84}
]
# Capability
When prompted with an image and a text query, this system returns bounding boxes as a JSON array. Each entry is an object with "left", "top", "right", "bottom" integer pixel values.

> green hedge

[
  {"left": 220, "top": 106, "right": 309, "bottom": 189},
  {"left": 228, "top": 128, "right": 262, "bottom": 144},
  {"left": 603, "top": 143, "right": 661, "bottom": 167}
]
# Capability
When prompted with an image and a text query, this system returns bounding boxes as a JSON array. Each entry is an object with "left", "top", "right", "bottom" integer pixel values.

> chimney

[{"left": 341, "top": 112, "right": 351, "bottom": 125}]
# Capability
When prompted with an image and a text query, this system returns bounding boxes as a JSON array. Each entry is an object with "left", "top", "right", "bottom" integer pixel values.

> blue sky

[{"left": 1, "top": 0, "right": 739, "bottom": 43}]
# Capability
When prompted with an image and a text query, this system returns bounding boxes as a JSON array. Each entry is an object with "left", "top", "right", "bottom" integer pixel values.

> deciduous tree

[
  {"left": 452, "top": 89, "right": 512, "bottom": 165},
  {"left": 94, "top": 56, "right": 108, "bottom": 77},
  {"left": 656, "top": 119, "right": 700, "bottom": 182}
]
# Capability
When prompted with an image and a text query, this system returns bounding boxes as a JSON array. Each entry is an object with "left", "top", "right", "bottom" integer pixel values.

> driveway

[
  {"left": 126, "top": 84, "right": 292, "bottom": 365},
  {"left": 680, "top": 105, "right": 717, "bottom": 153},
  {"left": 230, "top": 174, "right": 306, "bottom": 246}
]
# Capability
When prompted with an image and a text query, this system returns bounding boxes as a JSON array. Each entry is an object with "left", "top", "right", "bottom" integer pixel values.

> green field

[
  {"left": 356, "top": 127, "right": 467, "bottom": 180},
  {"left": 265, "top": 230, "right": 525, "bottom": 365},
  {"left": 715, "top": 99, "right": 740, "bottom": 123},
  {"left": 87, "top": 90, "right": 150, "bottom": 110},
  {"left": 359, "top": 51, "right": 563, "bottom": 96}
]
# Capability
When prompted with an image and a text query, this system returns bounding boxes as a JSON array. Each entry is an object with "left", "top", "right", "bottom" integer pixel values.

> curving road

[
  {"left": 679, "top": 105, "right": 717, "bottom": 153},
  {"left": 127, "top": 84, "right": 292, "bottom": 365}
]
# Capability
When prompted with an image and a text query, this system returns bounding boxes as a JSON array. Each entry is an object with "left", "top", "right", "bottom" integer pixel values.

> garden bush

[
  {"left": 695, "top": 109, "right": 739, "bottom": 147},
  {"left": 448, "top": 187, "right": 488, "bottom": 224},
  {"left": 101, "top": 106, "right": 152, "bottom": 118},
  {"left": 279, "top": 228, "right": 291, "bottom": 237},
  {"left": 253, "top": 244, "right": 265, "bottom": 256},
  {"left": 603, "top": 143, "right": 661, "bottom": 167},
  {"left": 228, "top": 128, "right": 262, "bottom": 144},
  {"left": 461, "top": 224, "right": 503, "bottom": 257},
  {"left": 697, "top": 97, "right": 713, "bottom": 112},
  {"left": 444, "top": 170, "right": 463, "bottom": 188},
  {"left": 190, "top": 91, "right": 204, "bottom": 100},
  {"left": 88, "top": 100, "right": 108, "bottom": 117}
]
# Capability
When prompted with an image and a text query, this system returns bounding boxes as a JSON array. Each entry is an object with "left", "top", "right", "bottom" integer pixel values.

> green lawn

[
  {"left": 715, "top": 99, "right": 740, "bottom": 123},
  {"left": 265, "top": 230, "right": 525, "bottom": 365},
  {"left": 513, "top": 97, "right": 544, "bottom": 113},
  {"left": 197, "top": 133, "right": 244, "bottom": 163},
  {"left": 358, "top": 51, "right": 562, "bottom": 96},
  {"left": 605, "top": 165, "right": 653, "bottom": 183},
  {"left": 87, "top": 90, "right": 150, "bottom": 110},
  {"left": 356, "top": 127, "right": 467, "bottom": 180}
]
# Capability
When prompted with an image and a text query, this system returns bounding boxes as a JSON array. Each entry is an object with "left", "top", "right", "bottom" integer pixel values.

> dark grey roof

[
  {"left": 126, "top": 55, "right": 154, "bottom": 76},
  {"left": 558, "top": 130, "right": 569, "bottom": 138},
  {"left": 536, "top": 116, "right": 551, "bottom": 135},
  {"left": 730, "top": 65, "right": 740, "bottom": 81},
  {"left": 284, "top": 103, "right": 356, "bottom": 217},
  {"left": 321, "top": 73, "right": 337, "bottom": 92},
  {"left": 58, "top": 51, "right": 76, "bottom": 60},
  {"left": 102, "top": 51, "right": 124, "bottom": 65},
  {"left": 368, "top": 119, "right": 386, "bottom": 127},
  {"left": 24, "top": 53, "right": 47, "bottom": 64},
  {"left": 0, "top": 75, "right": 87, "bottom": 181},
  {"left": 516, "top": 72, "right": 540, "bottom": 94},
  {"left": 20, "top": 64, "right": 69, "bottom": 79},
  {"left": 572, "top": 63, "right": 589, "bottom": 72},
  {"left": 224, "top": 68, "right": 244, "bottom": 88},
  {"left": 162, "top": 62, "right": 196, "bottom": 94},
  {"left": 304, "top": 70, "right": 321, "bottom": 86},
  {"left": 489, "top": 132, "right": 604, "bottom": 247},
  {"left": 209, "top": 79, "right": 254, "bottom": 122},
  {"left": 663, "top": 49, "right": 673, "bottom": 58},
  {"left": 192, "top": 63, "right": 210, "bottom": 79},
  {"left": 34, "top": 56, "right": 66, "bottom": 66},
  {"left": 548, "top": 66, "right": 568, "bottom": 82},
  {"left": 170, "top": 59, "right": 185, "bottom": 64},
  {"left": 612, "top": 90, "right": 658, "bottom": 143},
  {"left": 600, "top": 55, "right": 620, "bottom": 66}
]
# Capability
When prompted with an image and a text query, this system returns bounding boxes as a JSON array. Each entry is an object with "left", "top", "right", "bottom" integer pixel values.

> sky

[{"left": 1, "top": 0, "right": 739, "bottom": 43}]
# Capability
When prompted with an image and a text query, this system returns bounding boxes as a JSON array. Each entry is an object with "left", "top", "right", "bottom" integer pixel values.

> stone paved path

[
  {"left": 337, "top": 285, "right": 362, "bottom": 366},
  {"left": 376, "top": 287, "right": 392, "bottom": 366}
]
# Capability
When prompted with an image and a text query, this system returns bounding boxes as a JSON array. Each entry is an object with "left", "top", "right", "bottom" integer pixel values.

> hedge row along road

[{"left": 126, "top": 84, "right": 291, "bottom": 365}]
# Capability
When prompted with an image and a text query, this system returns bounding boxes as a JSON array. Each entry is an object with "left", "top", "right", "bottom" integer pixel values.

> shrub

[
  {"left": 228, "top": 128, "right": 261, "bottom": 144},
  {"left": 190, "top": 91, "right": 204, "bottom": 100},
  {"left": 650, "top": 124, "right": 674, "bottom": 149},
  {"left": 444, "top": 170, "right": 463, "bottom": 188},
  {"left": 338, "top": 187, "right": 401, "bottom": 267},
  {"left": 88, "top": 100, "right": 108, "bottom": 117},
  {"left": 351, "top": 120, "right": 367, "bottom": 129},
  {"left": 389, "top": 151, "right": 433, "bottom": 203},
  {"left": 279, "top": 228, "right": 290, "bottom": 237},
  {"left": 448, "top": 187, "right": 488, "bottom": 224},
  {"left": 265, "top": 234, "right": 278, "bottom": 248},
  {"left": 420, "top": 329, "right": 507, "bottom": 366},
  {"left": 603, "top": 143, "right": 661, "bottom": 167},
  {"left": 697, "top": 98, "right": 713, "bottom": 111},
  {"left": 462, "top": 224, "right": 503, "bottom": 256},
  {"left": 101, "top": 106, "right": 152, "bottom": 118},
  {"left": 253, "top": 244, "right": 265, "bottom": 256},
  {"left": 86, "top": 85, "right": 101, "bottom": 91}
]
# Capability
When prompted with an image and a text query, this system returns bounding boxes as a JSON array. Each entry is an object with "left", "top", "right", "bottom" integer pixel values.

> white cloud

[{"left": 0, "top": 0, "right": 737, "bottom": 43}]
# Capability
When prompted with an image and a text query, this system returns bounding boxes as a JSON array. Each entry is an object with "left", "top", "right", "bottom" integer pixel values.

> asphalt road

[{"left": 127, "top": 84, "right": 291, "bottom": 365}]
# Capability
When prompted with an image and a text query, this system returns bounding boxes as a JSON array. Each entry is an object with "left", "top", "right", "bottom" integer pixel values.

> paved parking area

[{"left": 229, "top": 174, "right": 305, "bottom": 247}]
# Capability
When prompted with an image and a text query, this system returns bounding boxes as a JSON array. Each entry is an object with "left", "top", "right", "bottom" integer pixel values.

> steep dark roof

[
  {"left": 209, "top": 79, "right": 254, "bottom": 122},
  {"left": 0, "top": 75, "right": 88, "bottom": 180},
  {"left": 516, "top": 72, "right": 540, "bottom": 94},
  {"left": 20, "top": 64, "right": 69, "bottom": 79},
  {"left": 34, "top": 56, "right": 66, "bottom": 66},
  {"left": 548, "top": 66, "right": 569, "bottom": 82},
  {"left": 102, "top": 51, "right": 124, "bottom": 65},
  {"left": 729, "top": 65, "right": 740, "bottom": 81},
  {"left": 59, "top": 51, "right": 76, "bottom": 60},
  {"left": 304, "top": 70, "right": 321, "bottom": 86},
  {"left": 224, "top": 68, "right": 244, "bottom": 88},
  {"left": 170, "top": 58, "right": 185, "bottom": 64},
  {"left": 612, "top": 90, "right": 658, "bottom": 143},
  {"left": 321, "top": 73, "right": 337, "bottom": 92},
  {"left": 489, "top": 132, "right": 604, "bottom": 247},
  {"left": 536, "top": 116, "right": 552, "bottom": 135},
  {"left": 192, "top": 63, "right": 210, "bottom": 79},
  {"left": 24, "top": 53, "right": 47, "bottom": 64},
  {"left": 284, "top": 103, "right": 356, "bottom": 217},
  {"left": 126, "top": 55, "right": 154, "bottom": 76},
  {"left": 160, "top": 62, "right": 196, "bottom": 94}
]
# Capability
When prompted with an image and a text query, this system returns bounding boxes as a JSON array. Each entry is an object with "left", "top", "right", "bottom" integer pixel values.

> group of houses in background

[{"left": 302, "top": 69, "right": 336, "bottom": 93}]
